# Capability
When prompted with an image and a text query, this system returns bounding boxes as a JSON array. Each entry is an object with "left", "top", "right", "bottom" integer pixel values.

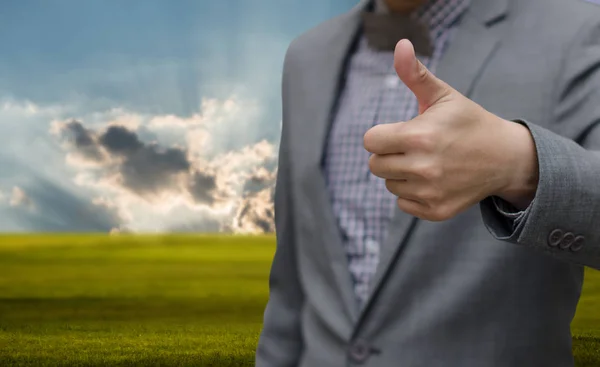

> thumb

[{"left": 394, "top": 39, "right": 451, "bottom": 110}]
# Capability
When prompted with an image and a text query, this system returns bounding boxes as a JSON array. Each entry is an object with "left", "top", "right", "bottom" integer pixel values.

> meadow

[{"left": 0, "top": 234, "right": 599, "bottom": 366}]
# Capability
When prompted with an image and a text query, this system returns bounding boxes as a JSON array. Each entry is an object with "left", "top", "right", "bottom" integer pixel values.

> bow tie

[{"left": 361, "top": 11, "right": 433, "bottom": 56}]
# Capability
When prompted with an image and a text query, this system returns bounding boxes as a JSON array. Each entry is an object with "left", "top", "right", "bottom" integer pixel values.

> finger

[
  {"left": 396, "top": 196, "right": 429, "bottom": 217},
  {"left": 394, "top": 39, "right": 452, "bottom": 109},
  {"left": 369, "top": 153, "right": 412, "bottom": 180},
  {"left": 385, "top": 179, "right": 426, "bottom": 203},
  {"left": 364, "top": 122, "right": 409, "bottom": 155}
]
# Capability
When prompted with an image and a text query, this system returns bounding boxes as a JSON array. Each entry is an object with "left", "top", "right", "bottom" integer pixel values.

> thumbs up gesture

[{"left": 364, "top": 40, "right": 539, "bottom": 221}]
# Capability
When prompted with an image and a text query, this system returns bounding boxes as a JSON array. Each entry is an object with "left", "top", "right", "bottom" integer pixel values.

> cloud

[
  {"left": 99, "top": 125, "right": 193, "bottom": 197},
  {"left": 188, "top": 171, "right": 219, "bottom": 205},
  {"left": 55, "top": 121, "right": 222, "bottom": 205},
  {"left": 9, "top": 186, "right": 34, "bottom": 209},
  {"left": 8, "top": 177, "right": 122, "bottom": 232},
  {"left": 233, "top": 167, "right": 276, "bottom": 233},
  {"left": 99, "top": 125, "right": 144, "bottom": 155},
  {"left": 230, "top": 185, "right": 275, "bottom": 233},
  {"left": 1, "top": 99, "right": 68, "bottom": 117},
  {"left": 166, "top": 216, "right": 222, "bottom": 233},
  {"left": 51, "top": 97, "right": 278, "bottom": 233},
  {"left": 0, "top": 0, "right": 360, "bottom": 233},
  {"left": 60, "top": 120, "right": 106, "bottom": 162},
  {"left": 243, "top": 167, "right": 276, "bottom": 195}
]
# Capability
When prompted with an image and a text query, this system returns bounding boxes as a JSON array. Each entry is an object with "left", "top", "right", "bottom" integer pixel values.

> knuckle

[
  {"left": 415, "top": 63, "right": 430, "bottom": 84},
  {"left": 368, "top": 155, "right": 378, "bottom": 173},
  {"left": 428, "top": 205, "right": 453, "bottom": 222},
  {"left": 364, "top": 126, "right": 385, "bottom": 153},
  {"left": 363, "top": 140, "right": 372, "bottom": 154},
  {"left": 418, "top": 189, "right": 442, "bottom": 202},
  {"left": 405, "top": 129, "right": 436, "bottom": 151},
  {"left": 363, "top": 130, "right": 376, "bottom": 152},
  {"left": 371, "top": 155, "right": 392, "bottom": 177},
  {"left": 396, "top": 198, "right": 417, "bottom": 215},
  {"left": 385, "top": 179, "right": 398, "bottom": 193},
  {"left": 415, "top": 162, "right": 442, "bottom": 181}
]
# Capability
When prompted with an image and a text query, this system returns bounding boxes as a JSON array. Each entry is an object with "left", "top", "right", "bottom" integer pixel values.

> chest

[{"left": 286, "top": 18, "right": 561, "bottom": 196}]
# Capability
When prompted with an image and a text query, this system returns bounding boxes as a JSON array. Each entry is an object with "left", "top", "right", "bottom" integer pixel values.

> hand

[{"left": 364, "top": 39, "right": 539, "bottom": 221}]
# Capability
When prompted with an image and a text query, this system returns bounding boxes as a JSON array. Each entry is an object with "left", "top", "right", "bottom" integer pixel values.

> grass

[
  {"left": 0, "top": 234, "right": 598, "bottom": 366},
  {"left": 0, "top": 234, "right": 271, "bottom": 366}
]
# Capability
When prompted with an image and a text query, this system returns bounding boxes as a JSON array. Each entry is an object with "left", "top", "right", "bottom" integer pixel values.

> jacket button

[
  {"left": 560, "top": 232, "right": 575, "bottom": 249},
  {"left": 548, "top": 229, "right": 564, "bottom": 247},
  {"left": 349, "top": 339, "right": 371, "bottom": 364},
  {"left": 570, "top": 236, "right": 585, "bottom": 252}
]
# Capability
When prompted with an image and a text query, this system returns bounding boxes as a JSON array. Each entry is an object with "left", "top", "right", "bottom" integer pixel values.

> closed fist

[{"left": 364, "top": 40, "right": 539, "bottom": 221}]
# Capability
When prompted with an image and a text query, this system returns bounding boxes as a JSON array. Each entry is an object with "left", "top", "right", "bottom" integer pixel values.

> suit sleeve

[
  {"left": 480, "top": 17, "right": 600, "bottom": 269},
  {"left": 255, "top": 48, "right": 305, "bottom": 367}
]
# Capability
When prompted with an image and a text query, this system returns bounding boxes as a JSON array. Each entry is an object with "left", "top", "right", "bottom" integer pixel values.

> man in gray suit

[{"left": 256, "top": 0, "right": 600, "bottom": 365}]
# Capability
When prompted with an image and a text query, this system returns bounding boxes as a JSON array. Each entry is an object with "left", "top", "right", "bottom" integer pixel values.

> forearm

[
  {"left": 481, "top": 16, "right": 600, "bottom": 268},
  {"left": 493, "top": 120, "right": 540, "bottom": 211},
  {"left": 482, "top": 121, "right": 600, "bottom": 269}
]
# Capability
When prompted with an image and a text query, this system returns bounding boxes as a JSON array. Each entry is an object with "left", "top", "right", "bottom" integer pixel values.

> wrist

[{"left": 494, "top": 119, "right": 539, "bottom": 210}]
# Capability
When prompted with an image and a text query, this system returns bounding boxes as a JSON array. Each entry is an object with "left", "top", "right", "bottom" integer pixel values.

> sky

[{"left": 0, "top": 0, "right": 358, "bottom": 233}]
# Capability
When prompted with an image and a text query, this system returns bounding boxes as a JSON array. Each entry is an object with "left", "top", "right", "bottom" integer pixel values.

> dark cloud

[
  {"left": 188, "top": 171, "right": 217, "bottom": 205},
  {"left": 59, "top": 123, "right": 220, "bottom": 201},
  {"left": 55, "top": 121, "right": 278, "bottom": 233},
  {"left": 99, "top": 125, "right": 143, "bottom": 155},
  {"left": 232, "top": 167, "right": 276, "bottom": 233},
  {"left": 257, "top": 213, "right": 274, "bottom": 232},
  {"left": 62, "top": 120, "right": 105, "bottom": 161},
  {"left": 120, "top": 144, "right": 190, "bottom": 195},
  {"left": 243, "top": 168, "right": 276, "bottom": 199},
  {"left": 243, "top": 174, "right": 271, "bottom": 195},
  {"left": 233, "top": 191, "right": 275, "bottom": 233},
  {"left": 232, "top": 167, "right": 276, "bottom": 232}
]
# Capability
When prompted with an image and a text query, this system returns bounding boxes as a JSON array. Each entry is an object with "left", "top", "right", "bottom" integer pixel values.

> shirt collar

[{"left": 373, "top": 0, "right": 471, "bottom": 35}]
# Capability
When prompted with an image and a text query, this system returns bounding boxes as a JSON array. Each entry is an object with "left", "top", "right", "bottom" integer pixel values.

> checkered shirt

[{"left": 324, "top": 0, "right": 471, "bottom": 307}]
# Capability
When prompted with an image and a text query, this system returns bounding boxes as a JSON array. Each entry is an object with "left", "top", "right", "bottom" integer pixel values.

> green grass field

[{"left": 0, "top": 235, "right": 599, "bottom": 366}]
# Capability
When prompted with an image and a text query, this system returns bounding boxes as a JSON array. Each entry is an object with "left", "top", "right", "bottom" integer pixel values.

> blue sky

[{"left": 0, "top": 0, "right": 358, "bottom": 233}]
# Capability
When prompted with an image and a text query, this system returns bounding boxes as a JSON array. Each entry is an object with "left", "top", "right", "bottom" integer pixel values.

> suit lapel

[
  {"left": 356, "top": 0, "right": 510, "bottom": 325},
  {"left": 435, "top": 0, "right": 508, "bottom": 96},
  {"left": 302, "top": 0, "right": 370, "bottom": 322}
]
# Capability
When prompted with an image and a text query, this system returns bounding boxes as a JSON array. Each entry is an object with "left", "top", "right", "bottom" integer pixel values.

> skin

[
  {"left": 364, "top": 40, "right": 539, "bottom": 222},
  {"left": 384, "top": 0, "right": 427, "bottom": 14}
]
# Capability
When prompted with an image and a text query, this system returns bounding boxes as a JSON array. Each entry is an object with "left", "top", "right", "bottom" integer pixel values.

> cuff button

[
  {"left": 560, "top": 232, "right": 575, "bottom": 249},
  {"left": 548, "top": 229, "right": 564, "bottom": 247},
  {"left": 570, "top": 236, "right": 585, "bottom": 252}
]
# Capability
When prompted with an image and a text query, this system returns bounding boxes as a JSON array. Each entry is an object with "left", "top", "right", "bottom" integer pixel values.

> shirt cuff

[{"left": 490, "top": 196, "right": 529, "bottom": 229}]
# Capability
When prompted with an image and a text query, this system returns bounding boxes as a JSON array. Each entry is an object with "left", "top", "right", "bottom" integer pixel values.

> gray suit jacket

[{"left": 256, "top": 0, "right": 600, "bottom": 366}]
